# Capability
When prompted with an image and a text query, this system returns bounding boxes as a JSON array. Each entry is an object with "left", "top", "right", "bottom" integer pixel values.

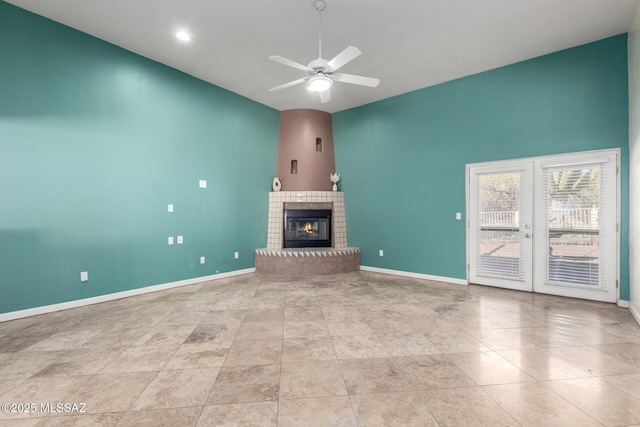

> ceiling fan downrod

[{"left": 314, "top": 0, "right": 327, "bottom": 61}]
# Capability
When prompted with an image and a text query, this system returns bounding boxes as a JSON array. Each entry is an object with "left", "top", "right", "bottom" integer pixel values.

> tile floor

[{"left": 1, "top": 271, "right": 640, "bottom": 426}]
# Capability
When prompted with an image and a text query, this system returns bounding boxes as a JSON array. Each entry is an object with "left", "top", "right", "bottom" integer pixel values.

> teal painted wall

[
  {"left": 334, "top": 35, "right": 630, "bottom": 299},
  {"left": 0, "top": 2, "right": 279, "bottom": 314}
]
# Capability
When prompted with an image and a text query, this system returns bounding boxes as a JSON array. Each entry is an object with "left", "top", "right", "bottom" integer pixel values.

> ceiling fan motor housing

[{"left": 308, "top": 58, "right": 331, "bottom": 72}]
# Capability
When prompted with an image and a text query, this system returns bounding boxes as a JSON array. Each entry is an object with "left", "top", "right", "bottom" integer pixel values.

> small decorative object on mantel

[
  {"left": 330, "top": 172, "right": 340, "bottom": 192},
  {"left": 272, "top": 177, "right": 282, "bottom": 192}
]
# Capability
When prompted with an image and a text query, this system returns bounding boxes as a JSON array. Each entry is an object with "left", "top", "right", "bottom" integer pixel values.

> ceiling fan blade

[
  {"left": 319, "top": 88, "right": 332, "bottom": 103},
  {"left": 334, "top": 73, "right": 380, "bottom": 87},
  {"left": 269, "top": 55, "right": 313, "bottom": 72},
  {"left": 327, "top": 46, "right": 361, "bottom": 71},
  {"left": 269, "top": 77, "right": 308, "bottom": 92}
]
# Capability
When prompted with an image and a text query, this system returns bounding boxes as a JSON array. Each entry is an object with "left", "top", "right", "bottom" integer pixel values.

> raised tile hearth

[
  {"left": 255, "top": 248, "right": 360, "bottom": 276},
  {"left": 255, "top": 191, "right": 360, "bottom": 275}
]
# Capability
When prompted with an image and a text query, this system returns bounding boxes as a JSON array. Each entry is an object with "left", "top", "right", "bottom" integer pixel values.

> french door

[{"left": 468, "top": 150, "right": 619, "bottom": 302}]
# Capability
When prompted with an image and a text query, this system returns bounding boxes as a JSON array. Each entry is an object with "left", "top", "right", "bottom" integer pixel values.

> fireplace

[
  {"left": 283, "top": 209, "right": 332, "bottom": 248},
  {"left": 255, "top": 191, "right": 359, "bottom": 275}
]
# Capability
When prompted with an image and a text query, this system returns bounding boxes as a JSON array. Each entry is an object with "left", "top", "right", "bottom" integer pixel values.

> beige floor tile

[
  {"left": 243, "top": 309, "right": 284, "bottom": 322},
  {"left": 223, "top": 340, "right": 282, "bottom": 366},
  {"left": 283, "top": 320, "right": 330, "bottom": 339},
  {"left": 497, "top": 348, "right": 592, "bottom": 381},
  {"left": 546, "top": 377, "right": 640, "bottom": 426},
  {"left": 351, "top": 392, "right": 439, "bottom": 426},
  {"left": 484, "top": 313, "right": 543, "bottom": 329},
  {"left": 3, "top": 272, "right": 640, "bottom": 426},
  {"left": 395, "top": 354, "right": 476, "bottom": 389},
  {"left": 235, "top": 321, "right": 283, "bottom": 340},
  {"left": 284, "top": 307, "right": 325, "bottom": 321},
  {"left": 279, "top": 360, "right": 347, "bottom": 399},
  {"left": 130, "top": 367, "right": 219, "bottom": 410},
  {"left": 378, "top": 333, "right": 440, "bottom": 356},
  {"left": 199, "top": 309, "right": 246, "bottom": 325},
  {"left": 211, "top": 298, "right": 251, "bottom": 310},
  {"left": 602, "top": 373, "right": 640, "bottom": 400},
  {"left": 278, "top": 396, "right": 357, "bottom": 427},
  {"left": 320, "top": 305, "right": 361, "bottom": 320},
  {"left": 448, "top": 351, "right": 537, "bottom": 385},
  {"left": 164, "top": 342, "right": 230, "bottom": 369},
  {"left": 594, "top": 342, "right": 640, "bottom": 368},
  {"left": 0, "top": 352, "right": 67, "bottom": 379},
  {"left": 0, "top": 376, "right": 89, "bottom": 420},
  {"left": 552, "top": 324, "right": 631, "bottom": 345},
  {"left": 132, "top": 326, "right": 195, "bottom": 347},
  {"left": 23, "top": 331, "right": 98, "bottom": 352},
  {"left": 98, "top": 346, "right": 177, "bottom": 373},
  {"left": 207, "top": 364, "right": 280, "bottom": 405},
  {"left": 0, "top": 378, "right": 24, "bottom": 396},
  {"left": 509, "top": 326, "right": 585, "bottom": 348},
  {"left": 79, "top": 329, "right": 148, "bottom": 349},
  {"left": 155, "top": 309, "right": 209, "bottom": 327},
  {"left": 419, "top": 386, "right": 519, "bottom": 426},
  {"left": 331, "top": 334, "right": 390, "bottom": 359},
  {"left": 64, "top": 372, "right": 156, "bottom": 414},
  {"left": 325, "top": 318, "right": 375, "bottom": 336},
  {"left": 184, "top": 323, "right": 238, "bottom": 344},
  {"left": 116, "top": 407, "right": 199, "bottom": 426},
  {"left": 0, "top": 420, "right": 42, "bottom": 427},
  {"left": 282, "top": 338, "right": 336, "bottom": 362},
  {"left": 339, "top": 358, "right": 411, "bottom": 395},
  {"left": 438, "top": 312, "right": 504, "bottom": 330},
  {"left": 600, "top": 323, "right": 640, "bottom": 342},
  {"left": 466, "top": 328, "right": 539, "bottom": 351},
  {"left": 33, "top": 347, "right": 122, "bottom": 377},
  {"left": 197, "top": 402, "right": 277, "bottom": 427},
  {"left": 33, "top": 413, "right": 122, "bottom": 426},
  {"left": 483, "top": 382, "right": 601, "bottom": 426},
  {"left": 367, "top": 317, "right": 432, "bottom": 334},
  {"left": 548, "top": 345, "right": 640, "bottom": 376}
]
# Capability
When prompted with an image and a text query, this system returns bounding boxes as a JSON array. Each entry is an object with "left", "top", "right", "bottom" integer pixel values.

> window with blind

[{"left": 542, "top": 160, "right": 607, "bottom": 288}]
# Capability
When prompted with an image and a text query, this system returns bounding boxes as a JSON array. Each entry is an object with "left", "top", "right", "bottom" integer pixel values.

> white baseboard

[
  {"left": 0, "top": 268, "right": 255, "bottom": 323},
  {"left": 629, "top": 304, "right": 640, "bottom": 326},
  {"left": 617, "top": 300, "right": 630, "bottom": 308},
  {"left": 359, "top": 265, "right": 468, "bottom": 286}
]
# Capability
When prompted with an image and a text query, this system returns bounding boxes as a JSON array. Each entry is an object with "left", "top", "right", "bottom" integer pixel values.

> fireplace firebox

[{"left": 283, "top": 209, "right": 332, "bottom": 248}]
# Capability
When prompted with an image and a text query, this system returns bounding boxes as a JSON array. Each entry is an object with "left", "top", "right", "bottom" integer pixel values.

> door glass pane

[
  {"left": 478, "top": 173, "right": 523, "bottom": 279},
  {"left": 545, "top": 165, "right": 601, "bottom": 286}
]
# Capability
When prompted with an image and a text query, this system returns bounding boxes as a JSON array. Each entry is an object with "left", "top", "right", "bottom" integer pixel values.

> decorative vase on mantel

[
  {"left": 272, "top": 177, "right": 282, "bottom": 192},
  {"left": 330, "top": 172, "right": 340, "bottom": 192}
]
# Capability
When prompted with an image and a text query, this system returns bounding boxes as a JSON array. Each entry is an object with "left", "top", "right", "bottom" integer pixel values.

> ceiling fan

[{"left": 268, "top": 0, "right": 380, "bottom": 103}]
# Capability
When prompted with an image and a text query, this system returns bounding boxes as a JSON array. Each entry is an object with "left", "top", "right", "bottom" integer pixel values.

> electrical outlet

[
  {"left": 234, "top": 251, "right": 239, "bottom": 259},
  {"left": 456, "top": 212, "right": 462, "bottom": 220},
  {"left": 168, "top": 237, "right": 174, "bottom": 245},
  {"left": 199, "top": 179, "right": 207, "bottom": 188},
  {"left": 200, "top": 256, "right": 205, "bottom": 264},
  {"left": 80, "top": 271, "right": 88, "bottom": 282},
  {"left": 379, "top": 250, "right": 384, "bottom": 256},
  {"left": 168, "top": 204, "right": 173, "bottom": 213},
  {"left": 177, "top": 236, "right": 183, "bottom": 244}
]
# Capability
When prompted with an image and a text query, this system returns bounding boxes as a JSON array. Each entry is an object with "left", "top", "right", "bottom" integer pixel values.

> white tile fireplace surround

[{"left": 255, "top": 191, "right": 360, "bottom": 275}]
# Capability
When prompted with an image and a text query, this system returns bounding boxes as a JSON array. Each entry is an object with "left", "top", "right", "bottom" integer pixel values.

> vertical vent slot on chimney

[
  {"left": 316, "top": 137, "right": 323, "bottom": 152},
  {"left": 290, "top": 160, "right": 298, "bottom": 174}
]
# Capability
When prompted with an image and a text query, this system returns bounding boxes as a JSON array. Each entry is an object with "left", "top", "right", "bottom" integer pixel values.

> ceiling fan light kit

[
  {"left": 268, "top": 0, "right": 379, "bottom": 103},
  {"left": 308, "top": 74, "right": 332, "bottom": 92}
]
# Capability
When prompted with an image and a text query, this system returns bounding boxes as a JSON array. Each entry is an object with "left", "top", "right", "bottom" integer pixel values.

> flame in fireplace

[{"left": 304, "top": 223, "right": 315, "bottom": 234}]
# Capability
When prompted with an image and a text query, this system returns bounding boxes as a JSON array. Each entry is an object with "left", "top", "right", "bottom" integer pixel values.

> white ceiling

[{"left": 6, "top": 0, "right": 640, "bottom": 113}]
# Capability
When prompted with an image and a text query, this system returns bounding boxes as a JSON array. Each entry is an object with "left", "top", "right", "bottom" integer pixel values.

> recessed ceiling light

[{"left": 176, "top": 31, "right": 191, "bottom": 41}]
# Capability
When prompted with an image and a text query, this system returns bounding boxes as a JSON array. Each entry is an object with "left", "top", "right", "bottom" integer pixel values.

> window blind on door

[
  {"left": 542, "top": 163, "right": 604, "bottom": 288},
  {"left": 476, "top": 171, "right": 526, "bottom": 280}
]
